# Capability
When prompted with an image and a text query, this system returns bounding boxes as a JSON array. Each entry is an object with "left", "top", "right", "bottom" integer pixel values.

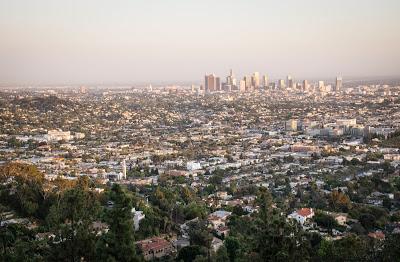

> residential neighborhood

[{"left": 1, "top": 80, "right": 400, "bottom": 261}]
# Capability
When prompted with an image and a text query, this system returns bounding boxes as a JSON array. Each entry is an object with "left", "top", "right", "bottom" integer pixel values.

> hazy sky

[{"left": 1, "top": 0, "right": 400, "bottom": 85}]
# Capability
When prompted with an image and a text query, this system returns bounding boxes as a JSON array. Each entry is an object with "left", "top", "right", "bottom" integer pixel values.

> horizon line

[{"left": 1, "top": 74, "right": 400, "bottom": 88}]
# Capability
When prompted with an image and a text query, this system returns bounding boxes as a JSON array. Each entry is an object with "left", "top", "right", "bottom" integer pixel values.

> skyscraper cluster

[
  {"left": 202, "top": 70, "right": 343, "bottom": 94},
  {"left": 204, "top": 74, "right": 221, "bottom": 92}
]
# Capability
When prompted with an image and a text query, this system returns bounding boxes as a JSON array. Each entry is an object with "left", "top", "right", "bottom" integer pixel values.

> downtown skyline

[{"left": 2, "top": 1, "right": 400, "bottom": 261}]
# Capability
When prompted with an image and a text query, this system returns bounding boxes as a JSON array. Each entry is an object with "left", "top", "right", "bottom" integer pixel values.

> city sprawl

[{"left": 1, "top": 74, "right": 400, "bottom": 261}]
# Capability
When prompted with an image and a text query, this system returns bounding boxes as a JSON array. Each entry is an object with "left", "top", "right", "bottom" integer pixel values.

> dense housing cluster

[{"left": 1, "top": 79, "right": 400, "bottom": 261}]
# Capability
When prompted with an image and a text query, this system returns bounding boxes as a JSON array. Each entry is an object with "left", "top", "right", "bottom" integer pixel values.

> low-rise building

[
  {"left": 137, "top": 237, "right": 174, "bottom": 261},
  {"left": 288, "top": 208, "right": 315, "bottom": 225}
]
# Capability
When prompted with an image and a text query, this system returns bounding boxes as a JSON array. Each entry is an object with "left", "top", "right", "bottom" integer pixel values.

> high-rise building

[
  {"left": 252, "top": 72, "right": 260, "bottom": 88},
  {"left": 215, "top": 77, "right": 221, "bottom": 91},
  {"left": 226, "top": 69, "right": 234, "bottom": 86},
  {"left": 303, "top": 80, "right": 309, "bottom": 91},
  {"left": 335, "top": 77, "right": 343, "bottom": 92},
  {"left": 232, "top": 77, "right": 237, "bottom": 87},
  {"left": 205, "top": 74, "right": 217, "bottom": 92},
  {"left": 262, "top": 75, "right": 269, "bottom": 87},
  {"left": 287, "top": 75, "right": 294, "bottom": 89},
  {"left": 244, "top": 76, "right": 252, "bottom": 90},
  {"left": 278, "top": 79, "right": 285, "bottom": 89},
  {"left": 303, "top": 79, "right": 310, "bottom": 91},
  {"left": 225, "top": 69, "right": 237, "bottom": 88},
  {"left": 318, "top": 81, "right": 325, "bottom": 91},
  {"left": 239, "top": 80, "right": 246, "bottom": 92}
]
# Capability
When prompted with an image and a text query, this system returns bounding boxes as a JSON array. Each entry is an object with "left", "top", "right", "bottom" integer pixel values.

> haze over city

[
  {"left": 1, "top": 0, "right": 400, "bottom": 86},
  {"left": 2, "top": 1, "right": 400, "bottom": 261}
]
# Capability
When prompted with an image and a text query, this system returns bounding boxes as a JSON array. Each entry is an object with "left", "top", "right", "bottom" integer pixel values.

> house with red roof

[
  {"left": 288, "top": 208, "right": 315, "bottom": 225},
  {"left": 136, "top": 237, "right": 174, "bottom": 261}
]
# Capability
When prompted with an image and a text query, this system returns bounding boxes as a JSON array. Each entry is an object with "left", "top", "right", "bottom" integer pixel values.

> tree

[
  {"left": 314, "top": 212, "right": 338, "bottom": 233},
  {"left": 46, "top": 176, "right": 100, "bottom": 261},
  {"left": 232, "top": 205, "right": 245, "bottom": 217},
  {"left": 0, "top": 162, "right": 47, "bottom": 218},
  {"left": 317, "top": 235, "right": 368, "bottom": 261},
  {"left": 329, "top": 190, "right": 352, "bottom": 212},
  {"left": 177, "top": 245, "right": 207, "bottom": 262},
  {"left": 188, "top": 220, "right": 212, "bottom": 249},
  {"left": 228, "top": 181, "right": 237, "bottom": 195},
  {"left": 225, "top": 236, "right": 241, "bottom": 262},
  {"left": 380, "top": 233, "right": 400, "bottom": 261},
  {"left": 96, "top": 184, "right": 140, "bottom": 262},
  {"left": 394, "top": 177, "right": 400, "bottom": 191},
  {"left": 209, "top": 173, "right": 223, "bottom": 187},
  {"left": 184, "top": 202, "right": 207, "bottom": 220},
  {"left": 350, "top": 223, "right": 366, "bottom": 235},
  {"left": 181, "top": 186, "right": 194, "bottom": 204},
  {"left": 0, "top": 223, "right": 48, "bottom": 261},
  {"left": 215, "top": 245, "right": 229, "bottom": 262},
  {"left": 255, "top": 215, "right": 310, "bottom": 261},
  {"left": 359, "top": 213, "right": 376, "bottom": 231},
  {"left": 254, "top": 188, "right": 310, "bottom": 261},
  {"left": 256, "top": 187, "right": 273, "bottom": 220},
  {"left": 382, "top": 197, "right": 391, "bottom": 210}
]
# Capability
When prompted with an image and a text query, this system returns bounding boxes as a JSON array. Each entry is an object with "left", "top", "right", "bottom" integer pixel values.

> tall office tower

[
  {"left": 303, "top": 80, "right": 309, "bottom": 91},
  {"left": 239, "top": 80, "right": 246, "bottom": 92},
  {"left": 205, "top": 74, "right": 216, "bottom": 92},
  {"left": 231, "top": 69, "right": 237, "bottom": 86},
  {"left": 244, "top": 76, "right": 252, "bottom": 90},
  {"left": 287, "top": 75, "right": 294, "bottom": 89},
  {"left": 122, "top": 159, "right": 127, "bottom": 180},
  {"left": 252, "top": 72, "right": 260, "bottom": 88},
  {"left": 262, "top": 75, "right": 269, "bottom": 87},
  {"left": 251, "top": 75, "right": 255, "bottom": 88},
  {"left": 278, "top": 79, "right": 286, "bottom": 89},
  {"left": 215, "top": 77, "right": 221, "bottom": 91},
  {"left": 226, "top": 71, "right": 232, "bottom": 85},
  {"left": 232, "top": 77, "right": 237, "bottom": 86},
  {"left": 318, "top": 81, "right": 325, "bottom": 91},
  {"left": 226, "top": 69, "right": 236, "bottom": 87},
  {"left": 335, "top": 76, "right": 343, "bottom": 92}
]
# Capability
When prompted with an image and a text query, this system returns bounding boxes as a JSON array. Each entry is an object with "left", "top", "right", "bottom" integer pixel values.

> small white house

[{"left": 288, "top": 208, "right": 314, "bottom": 225}]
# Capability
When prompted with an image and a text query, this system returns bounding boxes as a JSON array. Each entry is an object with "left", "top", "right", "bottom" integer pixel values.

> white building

[
  {"left": 45, "top": 130, "right": 72, "bottom": 142},
  {"left": 288, "top": 208, "right": 314, "bottom": 225},
  {"left": 186, "top": 161, "right": 201, "bottom": 171},
  {"left": 122, "top": 159, "right": 127, "bottom": 179},
  {"left": 74, "top": 132, "right": 85, "bottom": 139},
  {"left": 336, "top": 119, "right": 357, "bottom": 127},
  {"left": 132, "top": 208, "right": 145, "bottom": 231}
]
